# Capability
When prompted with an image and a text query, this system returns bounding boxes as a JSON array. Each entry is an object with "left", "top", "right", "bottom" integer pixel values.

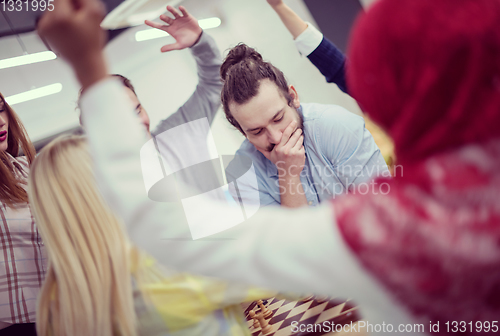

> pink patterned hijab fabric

[{"left": 336, "top": 0, "right": 500, "bottom": 332}]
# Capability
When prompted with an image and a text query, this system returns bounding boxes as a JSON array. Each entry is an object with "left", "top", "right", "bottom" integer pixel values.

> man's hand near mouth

[{"left": 260, "top": 120, "right": 307, "bottom": 208}]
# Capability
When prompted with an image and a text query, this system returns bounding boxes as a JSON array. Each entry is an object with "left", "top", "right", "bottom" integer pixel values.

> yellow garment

[
  {"left": 130, "top": 248, "right": 275, "bottom": 335},
  {"left": 47, "top": 248, "right": 275, "bottom": 336},
  {"left": 364, "top": 116, "right": 395, "bottom": 172}
]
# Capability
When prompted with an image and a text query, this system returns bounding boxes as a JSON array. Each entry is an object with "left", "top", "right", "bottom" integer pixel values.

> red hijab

[
  {"left": 335, "top": 0, "right": 500, "bottom": 333},
  {"left": 347, "top": 0, "right": 500, "bottom": 166}
]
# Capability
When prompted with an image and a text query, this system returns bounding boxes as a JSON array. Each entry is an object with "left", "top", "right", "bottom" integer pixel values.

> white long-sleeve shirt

[{"left": 81, "top": 78, "right": 420, "bottom": 334}]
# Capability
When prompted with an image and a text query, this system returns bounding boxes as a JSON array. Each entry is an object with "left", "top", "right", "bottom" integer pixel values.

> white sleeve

[
  {"left": 294, "top": 22, "right": 324, "bottom": 56},
  {"left": 80, "top": 78, "right": 418, "bottom": 330}
]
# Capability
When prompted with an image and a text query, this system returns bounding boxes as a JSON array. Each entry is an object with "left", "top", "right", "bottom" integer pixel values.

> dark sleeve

[{"left": 307, "top": 37, "right": 348, "bottom": 94}]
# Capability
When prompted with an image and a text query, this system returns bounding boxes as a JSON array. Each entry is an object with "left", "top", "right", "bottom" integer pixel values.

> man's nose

[{"left": 268, "top": 127, "right": 282, "bottom": 144}]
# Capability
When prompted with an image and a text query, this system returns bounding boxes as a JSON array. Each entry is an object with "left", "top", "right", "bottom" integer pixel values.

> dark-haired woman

[{"left": 0, "top": 93, "right": 46, "bottom": 336}]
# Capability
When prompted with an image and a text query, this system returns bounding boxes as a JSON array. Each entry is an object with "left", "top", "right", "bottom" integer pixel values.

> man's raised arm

[
  {"left": 266, "top": 0, "right": 347, "bottom": 93},
  {"left": 148, "top": 6, "right": 223, "bottom": 135}
]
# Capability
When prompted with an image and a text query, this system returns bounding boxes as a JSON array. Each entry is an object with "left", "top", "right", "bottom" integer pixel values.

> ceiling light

[
  {"left": 135, "top": 17, "right": 222, "bottom": 42},
  {"left": 5, "top": 83, "right": 62, "bottom": 105},
  {"left": 135, "top": 27, "right": 168, "bottom": 42},
  {"left": 0, "top": 51, "right": 57, "bottom": 70},
  {"left": 102, "top": 0, "right": 183, "bottom": 30},
  {"left": 199, "top": 17, "right": 222, "bottom": 30}
]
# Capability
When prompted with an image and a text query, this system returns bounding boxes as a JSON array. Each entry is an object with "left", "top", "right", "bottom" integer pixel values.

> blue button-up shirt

[{"left": 226, "top": 103, "right": 390, "bottom": 207}]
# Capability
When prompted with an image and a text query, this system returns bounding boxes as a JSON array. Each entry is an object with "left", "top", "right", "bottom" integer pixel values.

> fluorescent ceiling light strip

[
  {"left": 199, "top": 18, "right": 222, "bottom": 30},
  {"left": 136, "top": 29, "right": 169, "bottom": 41},
  {"left": 0, "top": 51, "right": 57, "bottom": 70},
  {"left": 5, "top": 83, "right": 63, "bottom": 106},
  {"left": 136, "top": 17, "right": 222, "bottom": 42}
]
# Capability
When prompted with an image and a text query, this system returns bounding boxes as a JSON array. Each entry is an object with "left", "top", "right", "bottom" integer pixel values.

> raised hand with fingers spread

[{"left": 145, "top": 6, "right": 203, "bottom": 52}]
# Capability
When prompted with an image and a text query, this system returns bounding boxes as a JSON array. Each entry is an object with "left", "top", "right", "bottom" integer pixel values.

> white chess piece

[
  {"left": 256, "top": 312, "right": 273, "bottom": 334},
  {"left": 257, "top": 299, "right": 273, "bottom": 319},
  {"left": 249, "top": 310, "right": 259, "bottom": 329}
]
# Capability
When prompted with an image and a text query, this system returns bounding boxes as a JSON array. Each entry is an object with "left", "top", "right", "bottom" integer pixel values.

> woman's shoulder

[{"left": 13, "top": 155, "right": 29, "bottom": 168}]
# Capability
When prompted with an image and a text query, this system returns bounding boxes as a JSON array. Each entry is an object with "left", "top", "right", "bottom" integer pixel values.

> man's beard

[{"left": 267, "top": 109, "right": 304, "bottom": 152}]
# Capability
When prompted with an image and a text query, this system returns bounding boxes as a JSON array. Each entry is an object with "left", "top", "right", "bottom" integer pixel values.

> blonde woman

[
  {"left": 28, "top": 135, "right": 273, "bottom": 336},
  {"left": 0, "top": 92, "right": 46, "bottom": 335}
]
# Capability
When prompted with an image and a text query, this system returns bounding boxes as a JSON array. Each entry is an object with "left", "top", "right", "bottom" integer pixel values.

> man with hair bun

[{"left": 222, "top": 44, "right": 389, "bottom": 208}]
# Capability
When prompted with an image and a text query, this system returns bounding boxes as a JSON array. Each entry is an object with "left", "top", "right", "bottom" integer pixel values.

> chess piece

[
  {"left": 315, "top": 295, "right": 329, "bottom": 303},
  {"left": 299, "top": 295, "right": 314, "bottom": 302},
  {"left": 249, "top": 310, "right": 259, "bottom": 329},
  {"left": 257, "top": 299, "right": 273, "bottom": 319},
  {"left": 256, "top": 312, "right": 273, "bottom": 334}
]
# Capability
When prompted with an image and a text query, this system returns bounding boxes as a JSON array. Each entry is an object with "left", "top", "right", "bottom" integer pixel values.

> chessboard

[{"left": 244, "top": 296, "right": 364, "bottom": 336}]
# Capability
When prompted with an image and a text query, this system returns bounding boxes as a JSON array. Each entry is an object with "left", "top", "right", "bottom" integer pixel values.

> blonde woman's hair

[{"left": 28, "top": 135, "right": 136, "bottom": 336}]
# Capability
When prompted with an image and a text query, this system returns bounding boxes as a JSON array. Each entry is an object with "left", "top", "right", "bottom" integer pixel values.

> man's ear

[
  {"left": 288, "top": 85, "right": 300, "bottom": 109},
  {"left": 228, "top": 101, "right": 247, "bottom": 138}
]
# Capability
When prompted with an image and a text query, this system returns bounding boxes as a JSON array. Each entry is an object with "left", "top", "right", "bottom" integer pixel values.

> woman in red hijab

[
  {"left": 337, "top": 0, "right": 500, "bottom": 327},
  {"left": 38, "top": 0, "right": 500, "bottom": 334}
]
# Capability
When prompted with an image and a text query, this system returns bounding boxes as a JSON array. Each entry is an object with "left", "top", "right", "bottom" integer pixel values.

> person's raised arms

[
  {"left": 34, "top": 0, "right": 350, "bottom": 295},
  {"left": 266, "top": 0, "right": 308, "bottom": 39},
  {"left": 146, "top": 5, "right": 223, "bottom": 131},
  {"left": 37, "top": 0, "right": 107, "bottom": 91},
  {"left": 145, "top": 5, "right": 202, "bottom": 52},
  {"left": 144, "top": 5, "right": 224, "bottom": 195},
  {"left": 266, "top": 0, "right": 347, "bottom": 93}
]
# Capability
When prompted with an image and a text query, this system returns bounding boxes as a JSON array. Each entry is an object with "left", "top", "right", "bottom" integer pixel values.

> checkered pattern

[
  {"left": 0, "top": 155, "right": 47, "bottom": 323},
  {"left": 244, "top": 297, "right": 360, "bottom": 336}
]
